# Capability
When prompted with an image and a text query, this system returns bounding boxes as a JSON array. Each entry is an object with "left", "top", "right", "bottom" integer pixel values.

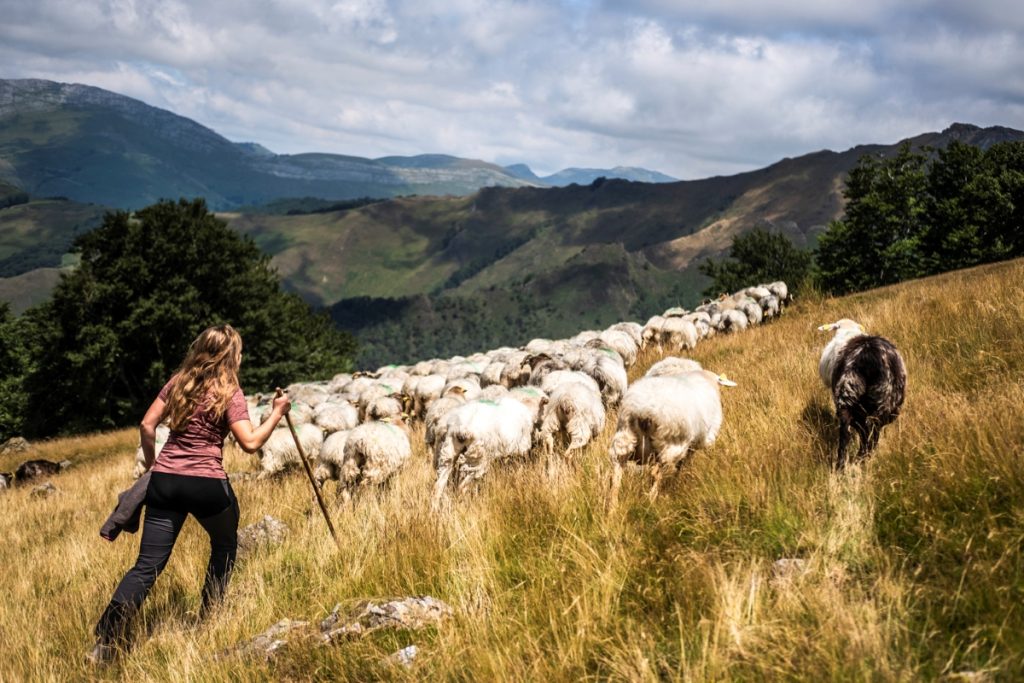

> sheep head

[{"left": 817, "top": 319, "right": 864, "bottom": 333}]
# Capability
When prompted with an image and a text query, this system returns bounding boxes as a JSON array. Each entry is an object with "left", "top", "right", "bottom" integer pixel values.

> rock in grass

[
  {"left": 30, "top": 482, "right": 57, "bottom": 498},
  {"left": 0, "top": 472, "right": 12, "bottom": 490},
  {"left": 385, "top": 644, "right": 419, "bottom": 668},
  {"left": 0, "top": 437, "right": 29, "bottom": 455},
  {"left": 222, "top": 618, "right": 311, "bottom": 661},
  {"left": 320, "top": 596, "right": 453, "bottom": 643},
  {"left": 770, "top": 558, "right": 808, "bottom": 587},
  {"left": 237, "top": 515, "right": 289, "bottom": 552}
]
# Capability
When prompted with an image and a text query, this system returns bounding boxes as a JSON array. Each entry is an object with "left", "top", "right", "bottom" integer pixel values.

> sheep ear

[
  {"left": 817, "top": 322, "right": 838, "bottom": 331},
  {"left": 717, "top": 374, "right": 738, "bottom": 387}
]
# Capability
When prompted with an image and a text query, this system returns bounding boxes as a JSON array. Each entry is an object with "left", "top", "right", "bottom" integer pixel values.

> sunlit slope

[{"left": 1, "top": 257, "right": 1022, "bottom": 681}]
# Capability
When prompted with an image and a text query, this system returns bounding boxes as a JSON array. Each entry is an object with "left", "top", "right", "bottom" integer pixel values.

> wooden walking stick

[{"left": 276, "top": 387, "right": 342, "bottom": 551}]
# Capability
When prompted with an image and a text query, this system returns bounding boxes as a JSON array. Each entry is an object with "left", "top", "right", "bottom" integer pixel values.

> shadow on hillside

[{"left": 800, "top": 398, "right": 837, "bottom": 466}]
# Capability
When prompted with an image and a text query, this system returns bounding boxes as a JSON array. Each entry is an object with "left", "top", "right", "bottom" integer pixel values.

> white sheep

[
  {"left": 336, "top": 418, "right": 412, "bottom": 503},
  {"left": 661, "top": 316, "right": 699, "bottom": 351},
  {"left": 608, "top": 370, "right": 737, "bottom": 505},
  {"left": 497, "top": 351, "right": 533, "bottom": 387},
  {"left": 313, "top": 429, "right": 350, "bottom": 484},
  {"left": 354, "top": 381, "right": 402, "bottom": 421},
  {"left": 608, "top": 321, "right": 643, "bottom": 348},
  {"left": 536, "top": 376, "right": 605, "bottom": 457},
  {"left": 408, "top": 374, "right": 447, "bottom": 417},
  {"left": 595, "top": 329, "right": 639, "bottom": 368},
  {"left": 424, "top": 386, "right": 468, "bottom": 447},
  {"left": 717, "top": 308, "right": 749, "bottom": 334},
  {"left": 433, "top": 396, "right": 534, "bottom": 506},
  {"left": 767, "top": 281, "right": 789, "bottom": 302},
  {"left": 508, "top": 385, "right": 550, "bottom": 432},
  {"left": 743, "top": 285, "right": 771, "bottom": 300},
  {"left": 365, "top": 392, "right": 412, "bottom": 421},
  {"left": 442, "top": 376, "right": 481, "bottom": 401},
  {"left": 641, "top": 315, "right": 667, "bottom": 349},
  {"left": 314, "top": 401, "right": 359, "bottom": 434},
  {"left": 738, "top": 297, "right": 763, "bottom": 325},
  {"left": 684, "top": 312, "right": 714, "bottom": 339},
  {"left": 537, "top": 369, "right": 601, "bottom": 397},
  {"left": 480, "top": 361, "right": 505, "bottom": 388},
  {"left": 133, "top": 424, "right": 170, "bottom": 478},
  {"left": 257, "top": 423, "right": 324, "bottom": 477},
  {"left": 644, "top": 357, "right": 703, "bottom": 378},
  {"left": 759, "top": 295, "right": 780, "bottom": 319},
  {"left": 580, "top": 348, "right": 629, "bottom": 408}
]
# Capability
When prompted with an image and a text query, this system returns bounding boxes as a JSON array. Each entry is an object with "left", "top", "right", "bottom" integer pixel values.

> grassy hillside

[
  {"left": 0, "top": 267, "right": 65, "bottom": 314},
  {"left": 0, "top": 198, "right": 105, "bottom": 277},
  {"left": 334, "top": 243, "right": 705, "bottom": 368},
  {"left": 2, "top": 258, "right": 1022, "bottom": 680}
]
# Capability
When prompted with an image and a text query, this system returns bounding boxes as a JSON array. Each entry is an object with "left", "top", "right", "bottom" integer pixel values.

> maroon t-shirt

[{"left": 150, "top": 376, "right": 249, "bottom": 479}]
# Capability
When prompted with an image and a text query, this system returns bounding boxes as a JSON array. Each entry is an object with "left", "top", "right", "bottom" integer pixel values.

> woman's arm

[
  {"left": 139, "top": 397, "right": 166, "bottom": 471},
  {"left": 229, "top": 393, "right": 291, "bottom": 453}
]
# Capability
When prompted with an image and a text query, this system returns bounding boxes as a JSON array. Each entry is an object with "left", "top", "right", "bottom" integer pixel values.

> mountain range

[
  {"left": 2, "top": 78, "right": 1022, "bottom": 366},
  {"left": 224, "top": 122, "right": 1022, "bottom": 366},
  {"left": 0, "top": 78, "right": 675, "bottom": 210}
]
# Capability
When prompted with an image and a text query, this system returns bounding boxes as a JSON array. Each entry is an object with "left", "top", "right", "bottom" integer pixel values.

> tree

[
  {"left": 816, "top": 143, "right": 929, "bottom": 294},
  {"left": 0, "top": 303, "right": 33, "bottom": 441},
  {"left": 922, "top": 141, "right": 1011, "bottom": 273},
  {"left": 22, "top": 198, "right": 356, "bottom": 436},
  {"left": 981, "top": 141, "right": 1024, "bottom": 257},
  {"left": 699, "top": 228, "right": 812, "bottom": 298}
]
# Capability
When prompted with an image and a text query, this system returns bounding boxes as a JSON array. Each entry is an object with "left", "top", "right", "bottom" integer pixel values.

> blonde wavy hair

[{"left": 164, "top": 324, "right": 243, "bottom": 431}]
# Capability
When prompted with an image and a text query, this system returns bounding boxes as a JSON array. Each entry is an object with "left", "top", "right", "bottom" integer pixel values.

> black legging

[{"left": 96, "top": 472, "right": 239, "bottom": 644}]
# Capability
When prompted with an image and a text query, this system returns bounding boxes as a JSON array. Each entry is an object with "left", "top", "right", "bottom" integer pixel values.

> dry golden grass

[{"left": 2, "top": 258, "right": 1023, "bottom": 681}]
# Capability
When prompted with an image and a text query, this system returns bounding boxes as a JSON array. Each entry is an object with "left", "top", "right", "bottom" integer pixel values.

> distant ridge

[
  {"left": 501, "top": 164, "right": 678, "bottom": 186},
  {"left": 0, "top": 78, "right": 541, "bottom": 209},
  {"left": 541, "top": 166, "right": 678, "bottom": 186}
]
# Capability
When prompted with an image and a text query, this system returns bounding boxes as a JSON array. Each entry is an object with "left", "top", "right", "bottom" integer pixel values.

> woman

[{"left": 90, "top": 324, "right": 290, "bottom": 662}]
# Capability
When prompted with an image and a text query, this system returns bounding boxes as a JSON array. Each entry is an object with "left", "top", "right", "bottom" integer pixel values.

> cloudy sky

[{"left": 2, "top": 0, "right": 1023, "bottom": 178}]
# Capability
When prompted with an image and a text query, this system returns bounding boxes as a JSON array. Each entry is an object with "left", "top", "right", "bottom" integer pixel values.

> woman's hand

[{"left": 272, "top": 392, "right": 291, "bottom": 416}]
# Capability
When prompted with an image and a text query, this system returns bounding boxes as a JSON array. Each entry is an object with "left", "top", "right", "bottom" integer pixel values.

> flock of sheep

[{"left": 134, "top": 279, "right": 907, "bottom": 507}]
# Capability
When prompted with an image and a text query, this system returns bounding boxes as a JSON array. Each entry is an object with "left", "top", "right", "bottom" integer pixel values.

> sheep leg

[
  {"left": 607, "top": 426, "right": 637, "bottom": 510},
  {"left": 607, "top": 459, "right": 624, "bottom": 511},
  {"left": 836, "top": 410, "right": 851, "bottom": 470},
  {"left": 339, "top": 487, "right": 353, "bottom": 508},
  {"left": 565, "top": 414, "right": 591, "bottom": 454},
  {"left": 456, "top": 444, "right": 489, "bottom": 496},
  {"left": 431, "top": 436, "right": 457, "bottom": 509},
  {"left": 856, "top": 422, "right": 879, "bottom": 462},
  {"left": 432, "top": 464, "right": 452, "bottom": 511},
  {"left": 649, "top": 442, "right": 690, "bottom": 501}
]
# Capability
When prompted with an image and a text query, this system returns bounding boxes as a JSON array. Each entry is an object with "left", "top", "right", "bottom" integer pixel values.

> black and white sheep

[{"left": 818, "top": 319, "right": 907, "bottom": 469}]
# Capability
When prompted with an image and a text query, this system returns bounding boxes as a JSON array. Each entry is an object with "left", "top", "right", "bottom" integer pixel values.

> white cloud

[{"left": 1, "top": 0, "right": 1023, "bottom": 178}]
